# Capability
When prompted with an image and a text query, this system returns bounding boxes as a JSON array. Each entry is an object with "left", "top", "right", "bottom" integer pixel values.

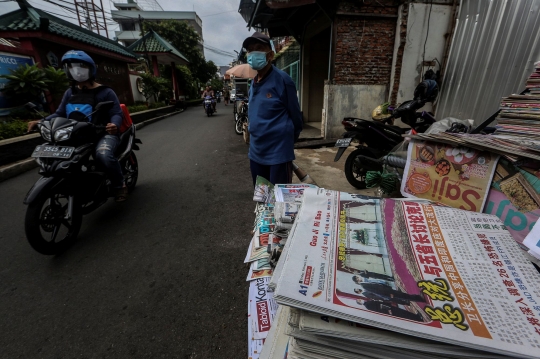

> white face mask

[{"left": 68, "top": 66, "right": 90, "bottom": 82}]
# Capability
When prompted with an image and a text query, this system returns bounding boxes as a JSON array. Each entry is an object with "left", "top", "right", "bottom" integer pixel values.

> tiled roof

[
  {"left": 0, "top": 6, "right": 137, "bottom": 59},
  {"left": 128, "top": 30, "right": 189, "bottom": 63}
]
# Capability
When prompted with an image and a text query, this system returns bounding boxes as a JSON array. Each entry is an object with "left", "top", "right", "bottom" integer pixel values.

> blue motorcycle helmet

[{"left": 61, "top": 50, "right": 97, "bottom": 82}]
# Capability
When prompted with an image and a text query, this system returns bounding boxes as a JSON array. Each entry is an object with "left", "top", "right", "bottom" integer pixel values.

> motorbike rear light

[{"left": 342, "top": 120, "right": 355, "bottom": 129}]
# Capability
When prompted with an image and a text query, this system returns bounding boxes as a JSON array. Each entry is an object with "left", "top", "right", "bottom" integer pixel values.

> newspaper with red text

[{"left": 273, "top": 188, "right": 540, "bottom": 358}]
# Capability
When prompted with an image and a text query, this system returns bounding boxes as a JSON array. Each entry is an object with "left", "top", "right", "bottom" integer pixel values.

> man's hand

[
  {"left": 27, "top": 120, "right": 40, "bottom": 133},
  {"left": 106, "top": 123, "right": 118, "bottom": 135}
]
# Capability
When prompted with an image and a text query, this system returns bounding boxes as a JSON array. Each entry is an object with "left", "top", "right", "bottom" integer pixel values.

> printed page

[{"left": 274, "top": 188, "right": 540, "bottom": 359}]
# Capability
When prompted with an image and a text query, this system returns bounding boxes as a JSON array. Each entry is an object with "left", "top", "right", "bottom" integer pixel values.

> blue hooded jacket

[{"left": 248, "top": 66, "right": 303, "bottom": 165}]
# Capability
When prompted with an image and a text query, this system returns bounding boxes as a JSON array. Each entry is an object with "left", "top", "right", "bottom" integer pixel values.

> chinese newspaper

[{"left": 273, "top": 188, "right": 540, "bottom": 358}]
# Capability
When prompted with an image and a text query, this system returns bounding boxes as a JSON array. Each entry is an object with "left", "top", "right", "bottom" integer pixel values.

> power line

[{"left": 200, "top": 9, "right": 237, "bottom": 18}]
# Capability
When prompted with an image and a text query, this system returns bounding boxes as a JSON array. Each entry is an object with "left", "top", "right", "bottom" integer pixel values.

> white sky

[{"left": 0, "top": 0, "right": 253, "bottom": 66}]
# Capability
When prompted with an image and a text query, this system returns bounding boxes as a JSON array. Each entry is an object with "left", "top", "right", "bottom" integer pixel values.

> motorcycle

[
  {"left": 204, "top": 95, "right": 215, "bottom": 117},
  {"left": 23, "top": 101, "right": 141, "bottom": 255},
  {"left": 334, "top": 99, "right": 436, "bottom": 189},
  {"left": 235, "top": 100, "right": 249, "bottom": 136}
]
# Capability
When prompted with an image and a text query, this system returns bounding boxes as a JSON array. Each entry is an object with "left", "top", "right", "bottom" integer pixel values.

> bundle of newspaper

[
  {"left": 246, "top": 180, "right": 318, "bottom": 358},
  {"left": 267, "top": 187, "right": 540, "bottom": 359}
]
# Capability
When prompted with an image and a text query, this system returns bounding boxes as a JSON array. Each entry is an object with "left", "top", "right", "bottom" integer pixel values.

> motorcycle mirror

[
  {"left": 95, "top": 101, "right": 114, "bottom": 111},
  {"left": 25, "top": 102, "right": 46, "bottom": 120},
  {"left": 25, "top": 102, "right": 37, "bottom": 110}
]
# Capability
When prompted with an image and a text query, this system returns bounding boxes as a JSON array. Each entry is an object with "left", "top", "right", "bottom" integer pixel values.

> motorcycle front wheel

[
  {"left": 25, "top": 189, "right": 82, "bottom": 255},
  {"left": 344, "top": 148, "right": 382, "bottom": 189}
]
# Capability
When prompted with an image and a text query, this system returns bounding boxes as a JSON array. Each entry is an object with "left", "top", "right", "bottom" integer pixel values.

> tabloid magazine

[{"left": 274, "top": 188, "right": 540, "bottom": 358}]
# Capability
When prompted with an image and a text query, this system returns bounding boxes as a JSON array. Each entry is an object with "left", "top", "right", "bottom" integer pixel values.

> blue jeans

[{"left": 95, "top": 135, "right": 124, "bottom": 189}]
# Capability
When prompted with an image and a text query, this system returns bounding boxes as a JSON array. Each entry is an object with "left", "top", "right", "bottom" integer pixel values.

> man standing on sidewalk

[{"left": 242, "top": 32, "right": 303, "bottom": 186}]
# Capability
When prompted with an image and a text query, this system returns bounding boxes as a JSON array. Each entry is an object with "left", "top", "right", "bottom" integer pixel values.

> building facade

[{"left": 111, "top": 1, "right": 203, "bottom": 51}]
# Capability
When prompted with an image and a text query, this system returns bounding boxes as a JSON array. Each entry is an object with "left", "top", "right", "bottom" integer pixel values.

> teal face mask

[{"left": 247, "top": 51, "right": 269, "bottom": 71}]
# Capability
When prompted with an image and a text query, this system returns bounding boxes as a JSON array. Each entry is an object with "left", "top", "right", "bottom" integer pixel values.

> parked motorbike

[
  {"left": 204, "top": 95, "right": 215, "bottom": 116},
  {"left": 334, "top": 99, "right": 436, "bottom": 189},
  {"left": 24, "top": 102, "right": 141, "bottom": 255},
  {"left": 235, "top": 100, "right": 249, "bottom": 136}
]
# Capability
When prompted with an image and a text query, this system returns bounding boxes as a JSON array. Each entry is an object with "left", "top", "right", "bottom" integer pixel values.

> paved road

[{"left": 0, "top": 102, "right": 253, "bottom": 358}]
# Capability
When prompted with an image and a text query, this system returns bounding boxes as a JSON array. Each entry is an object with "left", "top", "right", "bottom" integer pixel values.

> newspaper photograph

[
  {"left": 274, "top": 188, "right": 540, "bottom": 358},
  {"left": 275, "top": 184, "right": 318, "bottom": 203},
  {"left": 401, "top": 140, "right": 499, "bottom": 212}
]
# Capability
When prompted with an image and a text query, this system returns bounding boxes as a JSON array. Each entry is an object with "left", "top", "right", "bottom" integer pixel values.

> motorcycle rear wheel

[
  {"left": 344, "top": 148, "right": 382, "bottom": 189},
  {"left": 25, "top": 190, "right": 82, "bottom": 255}
]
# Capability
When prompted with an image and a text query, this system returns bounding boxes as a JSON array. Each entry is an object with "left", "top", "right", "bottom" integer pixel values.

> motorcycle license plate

[
  {"left": 334, "top": 138, "right": 352, "bottom": 148},
  {"left": 32, "top": 145, "right": 74, "bottom": 159},
  {"left": 205, "top": 100, "right": 212, "bottom": 103}
]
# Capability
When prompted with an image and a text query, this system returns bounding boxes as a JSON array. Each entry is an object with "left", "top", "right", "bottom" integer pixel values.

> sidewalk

[{"left": 292, "top": 146, "right": 378, "bottom": 196}]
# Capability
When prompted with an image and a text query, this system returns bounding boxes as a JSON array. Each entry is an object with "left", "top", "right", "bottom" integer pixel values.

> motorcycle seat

[{"left": 115, "top": 126, "right": 133, "bottom": 156}]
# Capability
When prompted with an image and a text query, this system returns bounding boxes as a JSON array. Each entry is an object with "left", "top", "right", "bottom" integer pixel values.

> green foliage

[
  {"left": 142, "top": 20, "right": 220, "bottom": 84},
  {"left": 126, "top": 105, "right": 148, "bottom": 114},
  {"left": 42, "top": 66, "right": 69, "bottom": 101},
  {"left": 139, "top": 73, "right": 172, "bottom": 102},
  {"left": 148, "top": 102, "right": 166, "bottom": 109},
  {"left": 0, "top": 63, "right": 69, "bottom": 109},
  {"left": 9, "top": 107, "right": 49, "bottom": 120},
  {"left": 126, "top": 102, "right": 167, "bottom": 114},
  {"left": 0, "top": 63, "right": 48, "bottom": 105},
  {"left": 0, "top": 120, "right": 29, "bottom": 140},
  {"left": 210, "top": 78, "right": 224, "bottom": 92}
]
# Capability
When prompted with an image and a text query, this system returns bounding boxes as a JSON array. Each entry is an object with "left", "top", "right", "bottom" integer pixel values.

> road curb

[
  {"left": 0, "top": 109, "right": 184, "bottom": 183},
  {"left": 0, "top": 158, "right": 38, "bottom": 183}
]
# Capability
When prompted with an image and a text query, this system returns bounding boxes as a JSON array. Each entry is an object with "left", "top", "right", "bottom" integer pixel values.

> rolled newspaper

[{"left": 292, "top": 161, "right": 317, "bottom": 185}]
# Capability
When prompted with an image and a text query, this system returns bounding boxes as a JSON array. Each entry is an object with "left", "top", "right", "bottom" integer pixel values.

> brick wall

[{"left": 333, "top": 0, "right": 400, "bottom": 86}]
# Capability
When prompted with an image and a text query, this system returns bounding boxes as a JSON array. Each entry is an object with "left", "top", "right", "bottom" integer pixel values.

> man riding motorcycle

[
  {"left": 201, "top": 86, "right": 217, "bottom": 113},
  {"left": 27, "top": 50, "right": 128, "bottom": 201}
]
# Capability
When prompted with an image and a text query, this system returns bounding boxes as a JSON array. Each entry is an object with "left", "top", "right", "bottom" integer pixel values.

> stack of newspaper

[
  {"left": 261, "top": 187, "right": 540, "bottom": 359},
  {"left": 246, "top": 178, "right": 318, "bottom": 358},
  {"left": 526, "top": 61, "right": 540, "bottom": 95}
]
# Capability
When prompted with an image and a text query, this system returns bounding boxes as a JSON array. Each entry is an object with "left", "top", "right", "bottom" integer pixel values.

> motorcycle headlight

[
  {"left": 40, "top": 126, "right": 51, "bottom": 141},
  {"left": 54, "top": 126, "right": 73, "bottom": 142}
]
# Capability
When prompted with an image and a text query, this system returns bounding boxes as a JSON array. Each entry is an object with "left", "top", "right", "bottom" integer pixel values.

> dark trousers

[{"left": 250, "top": 160, "right": 293, "bottom": 186}]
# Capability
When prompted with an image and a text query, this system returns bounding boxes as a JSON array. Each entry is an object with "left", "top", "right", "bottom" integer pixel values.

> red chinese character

[
  {"left": 419, "top": 255, "right": 439, "bottom": 266},
  {"left": 535, "top": 327, "right": 540, "bottom": 336},
  {"left": 527, "top": 317, "right": 540, "bottom": 326},
  {"left": 516, "top": 298, "right": 529, "bottom": 306},
  {"left": 406, "top": 206, "right": 421, "bottom": 215},
  {"left": 520, "top": 307, "right": 534, "bottom": 316},
  {"left": 408, "top": 215, "right": 425, "bottom": 223},
  {"left": 507, "top": 288, "right": 520, "bottom": 296},
  {"left": 502, "top": 280, "right": 515, "bottom": 287},
  {"left": 405, "top": 202, "right": 420, "bottom": 207},
  {"left": 423, "top": 265, "right": 443, "bottom": 276},
  {"left": 492, "top": 261, "right": 503, "bottom": 267},
  {"left": 488, "top": 253, "right": 499, "bottom": 260},
  {"left": 477, "top": 234, "right": 487, "bottom": 239},
  {"left": 412, "top": 234, "right": 430, "bottom": 244},
  {"left": 480, "top": 239, "right": 490, "bottom": 245},
  {"left": 411, "top": 223, "right": 427, "bottom": 233},
  {"left": 415, "top": 244, "right": 434, "bottom": 255},
  {"left": 484, "top": 246, "right": 494, "bottom": 252}
]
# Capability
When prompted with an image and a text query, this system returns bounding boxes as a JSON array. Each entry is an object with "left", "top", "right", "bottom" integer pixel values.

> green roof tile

[
  {"left": 0, "top": 7, "right": 137, "bottom": 59},
  {"left": 128, "top": 30, "right": 189, "bottom": 63}
]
